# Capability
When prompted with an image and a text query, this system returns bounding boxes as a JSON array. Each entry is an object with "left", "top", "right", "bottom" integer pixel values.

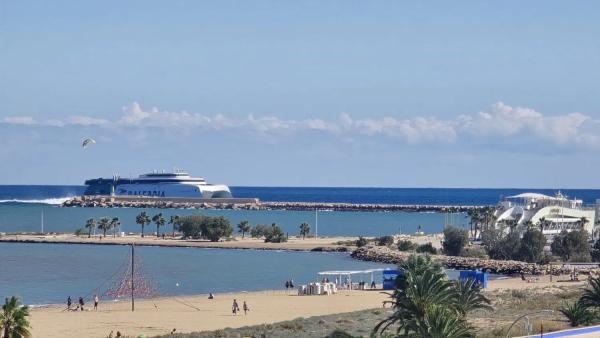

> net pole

[{"left": 131, "top": 243, "right": 135, "bottom": 312}]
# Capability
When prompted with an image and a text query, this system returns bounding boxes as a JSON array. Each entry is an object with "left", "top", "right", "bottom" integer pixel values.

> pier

[{"left": 62, "top": 195, "right": 488, "bottom": 212}]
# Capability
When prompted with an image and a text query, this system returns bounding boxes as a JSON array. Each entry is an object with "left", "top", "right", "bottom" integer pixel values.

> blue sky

[{"left": 1, "top": 1, "right": 599, "bottom": 187}]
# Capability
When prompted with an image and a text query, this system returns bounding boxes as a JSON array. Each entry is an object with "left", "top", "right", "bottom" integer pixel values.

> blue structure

[
  {"left": 382, "top": 269, "right": 401, "bottom": 290},
  {"left": 459, "top": 270, "right": 488, "bottom": 289}
]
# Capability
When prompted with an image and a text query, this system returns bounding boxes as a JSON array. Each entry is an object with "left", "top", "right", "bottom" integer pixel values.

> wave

[{"left": 0, "top": 197, "right": 71, "bottom": 205}]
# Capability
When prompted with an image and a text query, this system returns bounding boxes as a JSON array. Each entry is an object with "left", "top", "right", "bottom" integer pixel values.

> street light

[{"left": 505, "top": 309, "right": 554, "bottom": 338}]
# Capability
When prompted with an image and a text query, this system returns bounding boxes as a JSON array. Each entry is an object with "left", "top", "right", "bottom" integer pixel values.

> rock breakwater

[
  {"left": 62, "top": 196, "right": 486, "bottom": 213},
  {"left": 351, "top": 246, "right": 600, "bottom": 276}
]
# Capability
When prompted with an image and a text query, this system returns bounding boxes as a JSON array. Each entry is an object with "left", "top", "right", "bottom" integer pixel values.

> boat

[
  {"left": 83, "top": 170, "right": 232, "bottom": 199},
  {"left": 494, "top": 192, "right": 598, "bottom": 236}
]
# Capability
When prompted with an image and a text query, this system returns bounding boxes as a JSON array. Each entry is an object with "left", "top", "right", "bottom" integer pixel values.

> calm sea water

[
  {"left": 1, "top": 186, "right": 599, "bottom": 236},
  {"left": 0, "top": 186, "right": 551, "bottom": 305},
  {"left": 0, "top": 242, "right": 395, "bottom": 305}
]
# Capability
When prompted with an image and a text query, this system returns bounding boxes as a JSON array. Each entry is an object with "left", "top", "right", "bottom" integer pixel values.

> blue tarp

[
  {"left": 459, "top": 270, "right": 488, "bottom": 288},
  {"left": 382, "top": 269, "right": 401, "bottom": 290}
]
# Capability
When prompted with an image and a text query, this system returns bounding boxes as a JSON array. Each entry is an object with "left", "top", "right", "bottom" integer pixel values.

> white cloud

[
  {"left": 66, "top": 115, "right": 109, "bottom": 126},
  {"left": 1, "top": 102, "right": 599, "bottom": 148},
  {"left": 3, "top": 116, "right": 37, "bottom": 125}
]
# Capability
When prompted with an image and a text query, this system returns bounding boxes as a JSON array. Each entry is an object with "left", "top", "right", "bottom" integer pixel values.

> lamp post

[{"left": 505, "top": 310, "right": 553, "bottom": 338}]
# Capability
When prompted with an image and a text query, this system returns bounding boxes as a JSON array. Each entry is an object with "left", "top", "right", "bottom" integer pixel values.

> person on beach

[
  {"left": 371, "top": 281, "right": 376, "bottom": 289},
  {"left": 289, "top": 279, "right": 294, "bottom": 288},
  {"left": 208, "top": 293, "right": 214, "bottom": 299},
  {"left": 243, "top": 301, "right": 249, "bottom": 315},
  {"left": 94, "top": 294, "right": 99, "bottom": 310},
  {"left": 78, "top": 296, "right": 85, "bottom": 311},
  {"left": 285, "top": 280, "right": 290, "bottom": 289},
  {"left": 232, "top": 299, "right": 240, "bottom": 315},
  {"left": 67, "top": 296, "right": 72, "bottom": 310}
]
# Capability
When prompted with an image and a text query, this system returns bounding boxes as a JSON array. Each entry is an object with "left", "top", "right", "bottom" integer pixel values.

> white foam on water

[{"left": 0, "top": 197, "right": 71, "bottom": 205}]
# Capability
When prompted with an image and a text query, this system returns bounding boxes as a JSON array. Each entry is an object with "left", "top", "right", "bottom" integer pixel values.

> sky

[{"left": 1, "top": 1, "right": 599, "bottom": 188}]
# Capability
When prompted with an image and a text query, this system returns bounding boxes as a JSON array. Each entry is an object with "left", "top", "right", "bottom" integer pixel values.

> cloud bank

[{"left": 2, "top": 102, "right": 599, "bottom": 148}]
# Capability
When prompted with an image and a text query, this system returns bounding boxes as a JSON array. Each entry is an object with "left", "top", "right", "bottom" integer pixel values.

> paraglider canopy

[{"left": 82, "top": 138, "right": 96, "bottom": 149}]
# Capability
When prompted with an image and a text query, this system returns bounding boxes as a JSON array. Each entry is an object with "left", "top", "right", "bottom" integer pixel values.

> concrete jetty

[{"left": 61, "top": 195, "right": 488, "bottom": 212}]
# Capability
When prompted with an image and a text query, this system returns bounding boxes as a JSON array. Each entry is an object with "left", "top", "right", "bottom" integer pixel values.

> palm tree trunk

[{"left": 141, "top": 225, "right": 144, "bottom": 238}]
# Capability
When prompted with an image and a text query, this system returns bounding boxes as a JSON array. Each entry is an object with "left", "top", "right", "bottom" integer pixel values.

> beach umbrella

[{"left": 82, "top": 138, "right": 96, "bottom": 149}]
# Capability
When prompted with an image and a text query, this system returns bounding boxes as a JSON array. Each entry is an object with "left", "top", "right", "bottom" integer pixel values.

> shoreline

[{"left": 0, "top": 232, "right": 444, "bottom": 252}]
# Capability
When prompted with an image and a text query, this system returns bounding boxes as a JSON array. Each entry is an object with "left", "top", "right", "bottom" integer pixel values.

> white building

[{"left": 494, "top": 192, "right": 599, "bottom": 237}]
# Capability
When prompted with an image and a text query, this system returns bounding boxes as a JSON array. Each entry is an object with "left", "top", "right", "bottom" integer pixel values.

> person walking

[
  {"left": 94, "top": 294, "right": 99, "bottom": 311},
  {"left": 67, "top": 296, "right": 72, "bottom": 310},
  {"left": 243, "top": 301, "right": 249, "bottom": 315},
  {"left": 232, "top": 299, "right": 240, "bottom": 315}
]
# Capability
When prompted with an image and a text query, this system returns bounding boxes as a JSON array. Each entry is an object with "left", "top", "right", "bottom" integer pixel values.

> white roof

[
  {"left": 507, "top": 193, "right": 562, "bottom": 200},
  {"left": 318, "top": 268, "right": 386, "bottom": 275}
]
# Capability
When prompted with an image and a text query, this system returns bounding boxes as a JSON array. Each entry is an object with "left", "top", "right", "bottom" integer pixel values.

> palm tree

[
  {"left": 168, "top": 215, "right": 180, "bottom": 238},
  {"left": 152, "top": 213, "right": 165, "bottom": 238},
  {"left": 84, "top": 218, "right": 95, "bottom": 238},
  {"left": 97, "top": 217, "right": 112, "bottom": 237},
  {"left": 581, "top": 217, "right": 589, "bottom": 230},
  {"left": 237, "top": 220, "right": 250, "bottom": 239},
  {"left": 412, "top": 305, "right": 475, "bottom": 338},
  {"left": 0, "top": 296, "right": 31, "bottom": 338},
  {"left": 538, "top": 217, "right": 548, "bottom": 232},
  {"left": 559, "top": 301, "right": 597, "bottom": 327},
  {"left": 452, "top": 278, "right": 492, "bottom": 316},
  {"left": 110, "top": 217, "right": 120, "bottom": 238},
  {"left": 374, "top": 254, "right": 488, "bottom": 337},
  {"left": 299, "top": 222, "right": 310, "bottom": 239},
  {"left": 580, "top": 275, "right": 600, "bottom": 309},
  {"left": 136, "top": 212, "right": 151, "bottom": 238}
]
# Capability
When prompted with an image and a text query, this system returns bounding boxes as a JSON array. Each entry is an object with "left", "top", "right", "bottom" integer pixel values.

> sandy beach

[
  {"left": 0, "top": 233, "right": 443, "bottom": 251},
  {"left": 29, "top": 289, "right": 388, "bottom": 338},
  {"left": 27, "top": 276, "right": 581, "bottom": 338}
]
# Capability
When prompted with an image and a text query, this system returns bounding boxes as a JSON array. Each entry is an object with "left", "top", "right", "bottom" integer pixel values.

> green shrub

[
  {"left": 356, "top": 236, "right": 368, "bottom": 247},
  {"left": 250, "top": 224, "right": 271, "bottom": 238},
  {"left": 460, "top": 246, "right": 488, "bottom": 259},
  {"left": 397, "top": 240, "right": 417, "bottom": 251},
  {"left": 377, "top": 235, "right": 395, "bottom": 246},
  {"left": 415, "top": 242, "right": 437, "bottom": 254},
  {"left": 177, "top": 215, "right": 233, "bottom": 241},
  {"left": 264, "top": 223, "right": 287, "bottom": 243},
  {"left": 552, "top": 229, "right": 591, "bottom": 262},
  {"left": 442, "top": 226, "right": 468, "bottom": 256}
]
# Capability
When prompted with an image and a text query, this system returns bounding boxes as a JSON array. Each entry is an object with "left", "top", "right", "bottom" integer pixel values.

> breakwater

[
  {"left": 62, "top": 195, "right": 487, "bottom": 212},
  {"left": 351, "top": 246, "right": 600, "bottom": 276}
]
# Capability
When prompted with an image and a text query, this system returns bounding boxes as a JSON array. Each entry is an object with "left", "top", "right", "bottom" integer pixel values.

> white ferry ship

[{"left": 84, "top": 171, "right": 232, "bottom": 199}]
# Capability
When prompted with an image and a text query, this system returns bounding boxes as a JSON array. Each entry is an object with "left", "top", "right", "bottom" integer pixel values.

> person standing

[
  {"left": 94, "top": 294, "right": 99, "bottom": 311},
  {"left": 67, "top": 296, "right": 72, "bottom": 310},
  {"left": 78, "top": 296, "right": 85, "bottom": 311},
  {"left": 232, "top": 299, "right": 240, "bottom": 315},
  {"left": 243, "top": 301, "right": 250, "bottom": 315}
]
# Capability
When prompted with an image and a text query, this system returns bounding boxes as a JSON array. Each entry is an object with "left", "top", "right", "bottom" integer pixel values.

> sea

[{"left": 1, "top": 185, "right": 599, "bottom": 305}]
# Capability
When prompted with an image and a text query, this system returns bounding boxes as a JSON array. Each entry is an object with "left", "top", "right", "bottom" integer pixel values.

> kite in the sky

[{"left": 82, "top": 138, "right": 96, "bottom": 149}]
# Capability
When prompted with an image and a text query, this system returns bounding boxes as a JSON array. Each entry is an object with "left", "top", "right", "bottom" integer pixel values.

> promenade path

[{"left": 524, "top": 325, "right": 600, "bottom": 337}]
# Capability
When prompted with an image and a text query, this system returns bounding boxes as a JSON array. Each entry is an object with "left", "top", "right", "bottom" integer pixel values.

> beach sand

[
  {"left": 28, "top": 276, "right": 579, "bottom": 338},
  {"left": 30, "top": 289, "right": 388, "bottom": 338}
]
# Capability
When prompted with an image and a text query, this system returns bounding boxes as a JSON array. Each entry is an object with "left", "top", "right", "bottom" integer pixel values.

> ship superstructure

[{"left": 84, "top": 170, "right": 232, "bottom": 199}]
